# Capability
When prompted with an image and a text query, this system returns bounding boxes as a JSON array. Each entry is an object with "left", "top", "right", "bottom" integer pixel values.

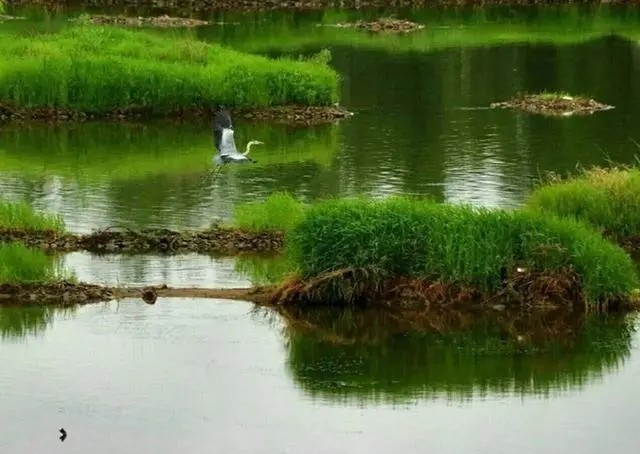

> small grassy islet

[
  {"left": 0, "top": 25, "right": 339, "bottom": 117},
  {"left": 233, "top": 192, "right": 639, "bottom": 307}
]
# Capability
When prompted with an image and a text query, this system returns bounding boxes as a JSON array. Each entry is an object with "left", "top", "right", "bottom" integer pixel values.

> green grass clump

[
  {"left": 286, "top": 196, "right": 638, "bottom": 304},
  {"left": 233, "top": 192, "right": 307, "bottom": 232},
  {"left": 525, "top": 166, "right": 640, "bottom": 242},
  {"left": 0, "top": 242, "right": 69, "bottom": 284},
  {"left": 0, "top": 25, "right": 339, "bottom": 113},
  {"left": 0, "top": 201, "right": 65, "bottom": 232}
]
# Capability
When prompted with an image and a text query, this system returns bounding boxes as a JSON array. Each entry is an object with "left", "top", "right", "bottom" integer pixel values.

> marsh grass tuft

[
  {"left": 0, "top": 242, "right": 70, "bottom": 284},
  {"left": 0, "top": 25, "right": 339, "bottom": 114},
  {"left": 525, "top": 165, "right": 640, "bottom": 243},
  {"left": 0, "top": 201, "right": 65, "bottom": 232},
  {"left": 284, "top": 196, "right": 638, "bottom": 306},
  {"left": 233, "top": 192, "right": 307, "bottom": 232}
]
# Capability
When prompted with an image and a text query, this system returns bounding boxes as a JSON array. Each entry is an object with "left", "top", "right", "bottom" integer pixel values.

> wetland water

[{"left": 2, "top": 5, "right": 640, "bottom": 453}]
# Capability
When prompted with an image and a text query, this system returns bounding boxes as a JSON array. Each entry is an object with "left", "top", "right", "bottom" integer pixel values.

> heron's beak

[{"left": 256, "top": 141, "right": 264, "bottom": 145}]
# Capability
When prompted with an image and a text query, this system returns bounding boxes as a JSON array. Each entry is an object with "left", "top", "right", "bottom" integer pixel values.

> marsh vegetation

[{"left": 0, "top": 25, "right": 339, "bottom": 119}]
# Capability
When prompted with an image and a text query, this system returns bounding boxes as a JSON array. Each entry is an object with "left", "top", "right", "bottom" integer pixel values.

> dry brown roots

[
  {"left": 490, "top": 94, "right": 614, "bottom": 116},
  {"left": 270, "top": 267, "right": 632, "bottom": 311},
  {"left": 0, "top": 103, "right": 353, "bottom": 126}
]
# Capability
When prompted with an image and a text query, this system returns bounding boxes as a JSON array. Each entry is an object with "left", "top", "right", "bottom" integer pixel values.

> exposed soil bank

[
  {"left": 0, "top": 281, "right": 275, "bottom": 306},
  {"left": 8, "top": 0, "right": 640, "bottom": 12},
  {"left": 0, "top": 227, "right": 284, "bottom": 255},
  {"left": 70, "top": 13, "right": 209, "bottom": 27},
  {"left": 270, "top": 267, "right": 638, "bottom": 311},
  {"left": 0, "top": 103, "right": 353, "bottom": 126},
  {"left": 2, "top": 275, "right": 637, "bottom": 314},
  {"left": 490, "top": 93, "right": 614, "bottom": 116},
  {"left": 320, "top": 18, "right": 425, "bottom": 33}
]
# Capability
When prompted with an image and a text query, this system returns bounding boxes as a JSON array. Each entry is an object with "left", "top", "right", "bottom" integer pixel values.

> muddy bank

[
  {"left": 8, "top": 0, "right": 640, "bottom": 12},
  {"left": 0, "top": 227, "right": 284, "bottom": 255},
  {"left": 270, "top": 267, "right": 638, "bottom": 311},
  {"left": 0, "top": 103, "right": 353, "bottom": 126},
  {"left": 69, "top": 13, "right": 209, "bottom": 27},
  {"left": 490, "top": 93, "right": 614, "bottom": 116},
  {"left": 321, "top": 18, "right": 424, "bottom": 33},
  {"left": 0, "top": 281, "right": 275, "bottom": 306}
]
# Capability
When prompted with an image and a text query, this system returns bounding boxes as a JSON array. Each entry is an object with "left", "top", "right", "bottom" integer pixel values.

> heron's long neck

[{"left": 244, "top": 142, "right": 254, "bottom": 155}]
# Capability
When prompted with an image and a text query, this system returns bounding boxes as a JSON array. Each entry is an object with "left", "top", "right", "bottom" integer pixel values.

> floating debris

[{"left": 490, "top": 93, "right": 614, "bottom": 116}]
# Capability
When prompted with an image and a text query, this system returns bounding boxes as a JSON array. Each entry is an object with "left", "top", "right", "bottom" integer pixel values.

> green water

[{"left": 2, "top": 4, "right": 640, "bottom": 452}]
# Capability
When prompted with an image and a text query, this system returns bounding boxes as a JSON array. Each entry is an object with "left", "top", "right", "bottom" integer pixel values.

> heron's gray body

[{"left": 211, "top": 107, "right": 262, "bottom": 170}]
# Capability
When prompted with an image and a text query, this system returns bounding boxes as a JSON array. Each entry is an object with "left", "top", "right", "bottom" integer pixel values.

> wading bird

[{"left": 211, "top": 105, "right": 264, "bottom": 175}]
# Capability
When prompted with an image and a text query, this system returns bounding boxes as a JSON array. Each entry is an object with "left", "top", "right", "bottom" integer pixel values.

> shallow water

[
  {"left": 2, "top": 7, "right": 640, "bottom": 229},
  {"left": 1, "top": 300, "right": 639, "bottom": 453},
  {"left": 2, "top": 5, "right": 640, "bottom": 453}
]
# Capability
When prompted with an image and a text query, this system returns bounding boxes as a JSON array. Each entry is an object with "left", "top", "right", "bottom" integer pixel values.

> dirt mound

[
  {"left": 0, "top": 282, "right": 116, "bottom": 306},
  {"left": 72, "top": 14, "right": 208, "bottom": 27},
  {"left": 270, "top": 266, "right": 634, "bottom": 310},
  {"left": 0, "top": 227, "right": 285, "bottom": 255},
  {"left": 0, "top": 102, "right": 353, "bottom": 126},
  {"left": 490, "top": 94, "right": 614, "bottom": 116},
  {"left": 325, "top": 18, "right": 425, "bottom": 33}
]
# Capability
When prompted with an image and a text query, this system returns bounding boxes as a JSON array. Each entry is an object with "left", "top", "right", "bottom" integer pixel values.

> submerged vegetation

[
  {"left": 525, "top": 166, "right": 640, "bottom": 245},
  {"left": 0, "top": 25, "right": 339, "bottom": 118}
]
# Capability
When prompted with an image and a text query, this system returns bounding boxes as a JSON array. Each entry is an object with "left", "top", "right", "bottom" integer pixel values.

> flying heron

[{"left": 211, "top": 105, "right": 264, "bottom": 175}]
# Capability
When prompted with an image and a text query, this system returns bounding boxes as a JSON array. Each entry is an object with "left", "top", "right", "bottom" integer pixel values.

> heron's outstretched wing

[
  {"left": 213, "top": 108, "right": 233, "bottom": 151},
  {"left": 219, "top": 128, "right": 240, "bottom": 156}
]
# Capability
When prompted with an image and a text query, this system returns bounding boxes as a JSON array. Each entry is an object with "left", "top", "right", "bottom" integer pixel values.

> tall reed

[
  {"left": 525, "top": 166, "right": 640, "bottom": 242},
  {"left": 286, "top": 196, "right": 638, "bottom": 304},
  {"left": 0, "top": 201, "right": 65, "bottom": 232},
  {"left": 0, "top": 242, "right": 69, "bottom": 283}
]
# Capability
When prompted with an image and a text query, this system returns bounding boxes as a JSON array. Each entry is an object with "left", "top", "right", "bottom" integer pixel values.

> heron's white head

[{"left": 248, "top": 140, "right": 264, "bottom": 146}]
